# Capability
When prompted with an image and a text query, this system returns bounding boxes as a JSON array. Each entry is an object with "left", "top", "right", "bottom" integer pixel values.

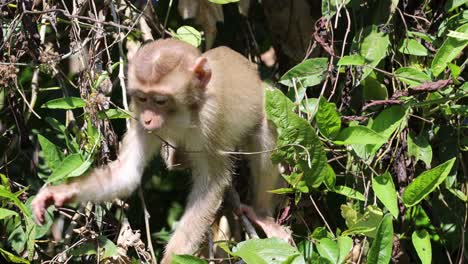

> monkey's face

[{"left": 132, "top": 93, "right": 174, "bottom": 131}]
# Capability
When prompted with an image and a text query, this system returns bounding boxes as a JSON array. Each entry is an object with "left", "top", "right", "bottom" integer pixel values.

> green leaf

[
  {"left": 341, "top": 205, "right": 383, "bottom": 238},
  {"left": 208, "top": 0, "right": 239, "bottom": 4},
  {"left": 323, "top": 164, "right": 336, "bottom": 189},
  {"left": 231, "top": 238, "right": 305, "bottom": 264},
  {"left": 0, "top": 208, "right": 19, "bottom": 220},
  {"left": 337, "top": 236, "right": 353, "bottom": 264},
  {"left": 68, "top": 159, "right": 93, "bottom": 178},
  {"left": 367, "top": 214, "right": 393, "bottom": 264},
  {"left": 395, "top": 67, "right": 431, "bottom": 87},
  {"left": 398, "top": 39, "right": 428, "bottom": 56},
  {"left": 444, "top": 0, "right": 468, "bottom": 12},
  {"left": 407, "top": 133, "right": 432, "bottom": 167},
  {"left": 0, "top": 188, "right": 30, "bottom": 217},
  {"left": 0, "top": 248, "right": 30, "bottom": 263},
  {"left": 98, "top": 108, "right": 132, "bottom": 119},
  {"left": 46, "top": 154, "right": 84, "bottom": 183},
  {"left": 38, "top": 134, "right": 63, "bottom": 171},
  {"left": 353, "top": 25, "right": 390, "bottom": 81},
  {"left": 334, "top": 126, "right": 386, "bottom": 145},
  {"left": 402, "top": 158, "right": 456, "bottom": 207},
  {"left": 316, "top": 238, "right": 339, "bottom": 264},
  {"left": 432, "top": 23, "right": 468, "bottom": 77},
  {"left": 174, "top": 26, "right": 202, "bottom": 48},
  {"left": 171, "top": 255, "right": 208, "bottom": 264},
  {"left": 372, "top": 172, "right": 399, "bottom": 218},
  {"left": 99, "top": 237, "right": 118, "bottom": 259},
  {"left": 332, "top": 186, "right": 365, "bottom": 201},
  {"left": 447, "top": 187, "right": 468, "bottom": 202},
  {"left": 321, "top": 0, "right": 351, "bottom": 18},
  {"left": 412, "top": 230, "right": 432, "bottom": 264},
  {"left": 266, "top": 89, "right": 327, "bottom": 188},
  {"left": 279, "top": 58, "right": 329, "bottom": 88},
  {"left": 316, "top": 98, "right": 341, "bottom": 139},
  {"left": 41, "top": 97, "right": 86, "bottom": 109},
  {"left": 337, "top": 54, "right": 366, "bottom": 66}
]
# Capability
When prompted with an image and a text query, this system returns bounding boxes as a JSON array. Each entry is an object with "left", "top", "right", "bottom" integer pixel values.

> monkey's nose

[{"left": 144, "top": 119, "right": 152, "bottom": 125}]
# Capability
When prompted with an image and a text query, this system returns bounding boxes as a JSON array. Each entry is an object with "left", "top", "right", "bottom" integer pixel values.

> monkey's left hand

[{"left": 32, "top": 185, "right": 77, "bottom": 225}]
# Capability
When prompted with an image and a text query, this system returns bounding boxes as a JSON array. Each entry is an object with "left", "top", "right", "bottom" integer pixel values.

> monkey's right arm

[{"left": 32, "top": 123, "right": 160, "bottom": 224}]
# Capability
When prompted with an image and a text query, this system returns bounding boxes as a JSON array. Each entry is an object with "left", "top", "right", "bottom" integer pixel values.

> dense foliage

[{"left": 0, "top": 0, "right": 467, "bottom": 263}]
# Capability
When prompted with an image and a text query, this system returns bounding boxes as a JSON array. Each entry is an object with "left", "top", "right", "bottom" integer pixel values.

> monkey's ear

[{"left": 190, "top": 57, "right": 211, "bottom": 88}]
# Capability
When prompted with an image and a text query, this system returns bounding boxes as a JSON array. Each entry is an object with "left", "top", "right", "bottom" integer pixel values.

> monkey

[{"left": 32, "top": 38, "right": 286, "bottom": 263}]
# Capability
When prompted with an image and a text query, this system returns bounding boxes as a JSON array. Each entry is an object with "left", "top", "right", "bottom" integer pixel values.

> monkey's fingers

[{"left": 32, "top": 191, "right": 54, "bottom": 225}]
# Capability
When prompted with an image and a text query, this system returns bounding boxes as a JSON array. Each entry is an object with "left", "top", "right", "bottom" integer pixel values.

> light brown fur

[{"left": 32, "top": 38, "right": 283, "bottom": 264}]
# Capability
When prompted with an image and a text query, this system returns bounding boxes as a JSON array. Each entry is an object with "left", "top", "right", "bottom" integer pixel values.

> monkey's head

[{"left": 128, "top": 39, "right": 212, "bottom": 132}]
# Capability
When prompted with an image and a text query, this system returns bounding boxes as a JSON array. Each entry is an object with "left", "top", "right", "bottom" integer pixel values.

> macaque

[{"left": 32, "top": 38, "right": 284, "bottom": 263}]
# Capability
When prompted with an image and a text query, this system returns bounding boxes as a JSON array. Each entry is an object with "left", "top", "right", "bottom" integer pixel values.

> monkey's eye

[
  {"left": 154, "top": 95, "right": 169, "bottom": 106},
  {"left": 136, "top": 96, "right": 147, "bottom": 103}
]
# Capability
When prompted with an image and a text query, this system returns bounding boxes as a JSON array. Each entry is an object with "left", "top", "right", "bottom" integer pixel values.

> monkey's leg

[
  {"left": 161, "top": 155, "right": 231, "bottom": 264},
  {"left": 246, "top": 119, "right": 282, "bottom": 215},
  {"left": 245, "top": 119, "right": 293, "bottom": 242}
]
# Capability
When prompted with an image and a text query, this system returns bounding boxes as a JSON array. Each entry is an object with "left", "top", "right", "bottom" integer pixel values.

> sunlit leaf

[
  {"left": 334, "top": 126, "right": 386, "bottom": 145},
  {"left": 279, "top": 58, "right": 329, "bottom": 88},
  {"left": 316, "top": 238, "right": 339, "bottom": 264},
  {"left": 175, "top": 26, "right": 202, "bottom": 47},
  {"left": 398, "top": 39, "right": 428, "bottom": 56},
  {"left": 432, "top": 23, "right": 468, "bottom": 77},
  {"left": 372, "top": 172, "right": 399, "bottom": 218},
  {"left": 395, "top": 67, "right": 431, "bottom": 87},
  {"left": 316, "top": 98, "right": 341, "bottom": 139},
  {"left": 46, "top": 154, "right": 84, "bottom": 183},
  {"left": 402, "top": 158, "right": 456, "bottom": 207},
  {"left": 332, "top": 186, "right": 365, "bottom": 201},
  {"left": 41, "top": 97, "right": 86, "bottom": 109},
  {"left": 367, "top": 214, "right": 393, "bottom": 264},
  {"left": 231, "top": 238, "right": 305, "bottom": 264},
  {"left": 412, "top": 230, "right": 432, "bottom": 264}
]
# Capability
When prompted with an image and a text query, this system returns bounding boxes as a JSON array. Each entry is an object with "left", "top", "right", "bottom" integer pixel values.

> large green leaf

[
  {"left": 367, "top": 214, "right": 394, "bottom": 264},
  {"left": 0, "top": 208, "right": 19, "bottom": 220},
  {"left": 316, "top": 97, "right": 341, "bottom": 139},
  {"left": 337, "top": 236, "right": 353, "bottom": 264},
  {"left": 41, "top": 97, "right": 86, "bottom": 109},
  {"left": 353, "top": 25, "right": 390, "bottom": 81},
  {"left": 372, "top": 172, "right": 399, "bottom": 218},
  {"left": 332, "top": 186, "right": 365, "bottom": 201},
  {"left": 395, "top": 67, "right": 432, "bottom": 87},
  {"left": 432, "top": 23, "right": 468, "bottom": 77},
  {"left": 341, "top": 205, "right": 383, "bottom": 238},
  {"left": 407, "top": 133, "right": 432, "bottom": 167},
  {"left": 402, "top": 158, "right": 456, "bottom": 207},
  {"left": 316, "top": 238, "right": 339, "bottom": 264},
  {"left": 266, "top": 89, "right": 327, "bottom": 188},
  {"left": 174, "top": 26, "right": 202, "bottom": 48},
  {"left": 231, "top": 238, "right": 305, "bottom": 264},
  {"left": 0, "top": 248, "right": 30, "bottom": 264},
  {"left": 412, "top": 230, "right": 432, "bottom": 264},
  {"left": 398, "top": 39, "right": 428, "bottom": 56},
  {"left": 334, "top": 126, "right": 386, "bottom": 145},
  {"left": 337, "top": 54, "right": 366, "bottom": 66},
  {"left": 38, "top": 134, "right": 63, "bottom": 171},
  {"left": 279, "top": 58, "right": 329, "bottom": 88},
  {"left": 46, "top": 154, "right": 84, "bottom": 183}
]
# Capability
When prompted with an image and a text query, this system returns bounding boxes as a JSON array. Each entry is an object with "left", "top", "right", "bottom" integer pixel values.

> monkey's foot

[
  {"left": 238, "top": 205, "right": 293, "bottom": 244},
  {"left": 32, "top": 186, "right": 76, "bottom": 225}
]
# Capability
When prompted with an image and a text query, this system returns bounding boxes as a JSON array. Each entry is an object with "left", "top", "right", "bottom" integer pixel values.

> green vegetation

[{"left": 0, "top": 0, "right": 466, "bottom": 263}]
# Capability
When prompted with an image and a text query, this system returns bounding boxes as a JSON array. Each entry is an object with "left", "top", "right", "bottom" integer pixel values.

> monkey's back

[{"left": 201, "top": 47, "right": 264, "bottom": 147}]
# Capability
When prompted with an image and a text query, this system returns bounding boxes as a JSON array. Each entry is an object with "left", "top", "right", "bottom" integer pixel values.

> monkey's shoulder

[{"left": 203, "top": 46, "right": 252, "bottom": 66}]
